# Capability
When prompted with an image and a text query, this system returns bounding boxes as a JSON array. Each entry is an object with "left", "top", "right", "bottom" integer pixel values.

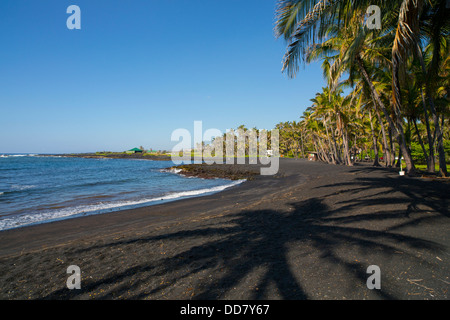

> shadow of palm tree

[{"left": 42, "top": 171, "right": 449, "bottom": 300}]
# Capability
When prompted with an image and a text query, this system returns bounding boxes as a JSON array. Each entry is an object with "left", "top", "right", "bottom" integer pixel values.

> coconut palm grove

[{"left": 268, "top": 0, "right": 449, "bottom": 176}]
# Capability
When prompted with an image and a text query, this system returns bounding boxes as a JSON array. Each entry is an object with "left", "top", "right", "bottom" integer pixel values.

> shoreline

[
  {"left": 37, "top": 153, "right": 174, "bottom": 161},
  {"left": 0, "top": 179, "right": 248, "bottom": 234},
  {"left": 0, "top": 159, "right": 263, "bottom": 232},
  {"left": 0, "top": 161, "right": 279, "bottom": 248},
  {"left": 167, "top": 164, "right": 262, "bottom": 181},
  {"left": 0, "top": 159, "right": 449, "bottom": 299}
]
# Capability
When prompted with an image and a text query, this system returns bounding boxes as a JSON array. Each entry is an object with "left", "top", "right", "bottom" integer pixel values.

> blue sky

[{"left": 0, "top": 0, "right": 326, "bottom": 154}]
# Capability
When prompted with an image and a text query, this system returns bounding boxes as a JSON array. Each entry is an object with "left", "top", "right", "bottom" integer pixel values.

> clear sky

[{"left": 0, "top": 0, "right": 326, "bottom": 154}]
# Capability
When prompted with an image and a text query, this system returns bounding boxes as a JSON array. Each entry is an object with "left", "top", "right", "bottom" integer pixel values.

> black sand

[{"left": 0, "top": 159, "right": 448, "bottom": 300}]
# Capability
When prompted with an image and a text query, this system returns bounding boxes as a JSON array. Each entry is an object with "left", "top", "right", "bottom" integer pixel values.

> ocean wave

[
  {"left": 160, "top": 167, "right": 182, "bottom": 174},
  {"left": 0, "top": 179, "right": 246, "bottom": 231},
  {"left": 0, "top": 154, "right": 38, "bottom": 158},
  {"left": 160, "top": 167, "right": 208, "bottom": 179},
  {"left": 11, "top": 184, "right": 37, "bottom": 191}
]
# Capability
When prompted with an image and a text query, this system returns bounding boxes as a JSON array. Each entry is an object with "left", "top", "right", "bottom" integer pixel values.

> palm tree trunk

[
  {"left": 434, "top": 113, "right": 448, "bottom": 177},
  {"left": 413, "top": 118, "right": 430, "bottom": 170},
  {"left": 392, "top": 57, "right": 416, "bottom": 173},
  {"left": 369, "top": 111, "right": 381, "bottom": 167},
  {"left": 343, "top": 129, "right": 353, "bottom": 166},
  {"left": 396, "top": 139, "right": 403, "bottom": 168},
  {"left": 356, "top": 56, "right": 415, "bottom": 173},
  {"left": 389, "top": 128, "right": 395, "bottom": 167},
  {"left": 420, "top": 88, "right": 436, "bottom": 173},
  {"left": 416, "top": 45, "right": 447, "bottom": 176},
  {"left": 375, "top": 107, "right": 390, "bottom": 167},
  {"left": 417, "top": 56, "right": 447, "bottom": 176},
  {"left": 391, "top": 0, "right": 426, "bottom": 173},
  {"left": 329, "top": 122, "right": 341, "bottom": 164},
  {"left": 314, "top": 138, "right": 326, "bottom": 162},
  {"left": 300, "top": 131, "right": 306, "bottom": 158},
  {"left": 323, "top": 119, "right": 337, "bottom": 164}
]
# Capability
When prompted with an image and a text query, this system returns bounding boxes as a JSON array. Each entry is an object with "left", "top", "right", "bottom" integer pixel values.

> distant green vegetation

[
  {"left": 415, "top": 164, "right": 450, "bottom": 173},
  {"left": 91, "top": 151, "right": 171, "bottom": 157},
  {"left": 95, "top": 152, "right": 115, "bottom": 156}
]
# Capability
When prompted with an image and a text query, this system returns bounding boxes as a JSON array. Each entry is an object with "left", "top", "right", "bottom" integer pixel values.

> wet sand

[{"left": 0, "top": 159, "right": 448, "bottom": 300}]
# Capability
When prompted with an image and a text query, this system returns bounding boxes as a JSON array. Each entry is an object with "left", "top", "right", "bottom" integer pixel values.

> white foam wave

[
  {"left": 11, "top": 184, "right": 36, "bottom": 191},
  {"left": 0, "top": 154, "right": 34, "bottom": 158},
  {"left": 160, "top": 167, "right": 208, "bottom": 179},
  {"left": 160, "top": 167, "right": 182, "bottom": 174},
  {"left": 0, "top": 154, "right": 39, "bottom": 158},
  {"left": 0, "top": 180, "right": 246, "bottom": 231}
]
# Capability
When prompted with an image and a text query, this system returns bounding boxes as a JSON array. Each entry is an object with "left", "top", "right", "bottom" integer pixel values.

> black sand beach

[{"left": 0, "top": 159, "right": 448, "bottom": 300}]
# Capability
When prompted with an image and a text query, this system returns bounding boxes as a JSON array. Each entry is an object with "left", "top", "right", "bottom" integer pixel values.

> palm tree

[
  {"left": 310, "top": 89, "right": 341, "bottom": 164},
  {"left": 416, "top": 0, "right": 449, "bottom": 176},
  {"left": 301, "top": 6, "right": 413, "bottom": 169},
  {"left": 276, "top": 0, "right": 448, "bottom": 174}
]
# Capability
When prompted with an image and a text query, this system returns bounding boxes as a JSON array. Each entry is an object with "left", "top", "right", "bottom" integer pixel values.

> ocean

[{"left": 0, "top": 155, "right": 244, "bottom": 231}]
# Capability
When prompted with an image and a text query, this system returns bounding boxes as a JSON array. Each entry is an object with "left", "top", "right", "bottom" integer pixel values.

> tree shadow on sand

[{"left": 43, "top": 171, "right": 449, "bottom": 300}]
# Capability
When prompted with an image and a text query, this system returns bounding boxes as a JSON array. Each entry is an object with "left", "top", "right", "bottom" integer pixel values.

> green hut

[{"left": 126, "top": 148, "right": 143, "bottom": 154}]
